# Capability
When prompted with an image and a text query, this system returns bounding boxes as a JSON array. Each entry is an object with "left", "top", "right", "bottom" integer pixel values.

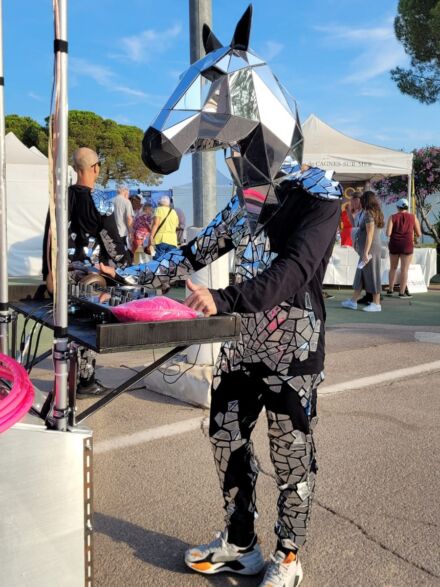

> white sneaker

[
  {"left": 341, "top": 299, "right": 357, "bottom": 310},
  {"left": 363, "top": 303, "right": 381, "bottom": 312},
  {"left": 185, "top": 530, "right": 265, "bottom": 575},
  {"left": 259, "top": 550, "right": 303, "bottom": 586}
]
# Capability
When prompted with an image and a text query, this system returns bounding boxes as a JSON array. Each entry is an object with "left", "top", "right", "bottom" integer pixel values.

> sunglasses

[{"left": 91, "top": 160, "right": 101, "bottom": 169}]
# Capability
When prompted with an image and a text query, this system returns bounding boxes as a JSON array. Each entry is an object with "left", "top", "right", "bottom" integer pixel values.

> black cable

[
  {"left": 26, "top": 323, "right": 45, "bottom": 374},
  {"left": 17, "top": 303, "right": 53, "bottom": 363},
  {"left": 154, "top": 344, "right": 202, "bottom": 385},
  {"left": 24, "top": 320, "right": 39, "bottom": 370}
]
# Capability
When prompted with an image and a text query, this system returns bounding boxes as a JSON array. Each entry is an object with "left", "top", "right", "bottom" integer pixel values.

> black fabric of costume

[
  {"left": 118, "top": 180, "right": 340, "bottom": 548},
  {"left": 210, "top": 365, "right": 322, "bottom": 549}
]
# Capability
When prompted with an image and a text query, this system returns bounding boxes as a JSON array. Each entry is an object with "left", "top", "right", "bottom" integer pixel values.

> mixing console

[{"left": 68, "top": 282, "right": 160, "bottom": 322}]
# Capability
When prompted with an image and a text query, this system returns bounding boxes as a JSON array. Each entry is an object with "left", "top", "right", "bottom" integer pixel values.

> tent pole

[
  {"left": 0, "top": 0, "right": 9, "bottom": 356},
  {"left": 407, "top": 173, "right": 412, "bottom": 212},
  {"left": 189, "top": 0, "right": 217, "bottom": 226},
  {"left": 51, "top": 0, "right": 69, "bottom": 431}
]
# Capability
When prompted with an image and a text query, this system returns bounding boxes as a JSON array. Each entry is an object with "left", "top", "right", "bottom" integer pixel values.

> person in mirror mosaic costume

[{"left": 101, "top": 6, "right": 342, "bottom": 586}]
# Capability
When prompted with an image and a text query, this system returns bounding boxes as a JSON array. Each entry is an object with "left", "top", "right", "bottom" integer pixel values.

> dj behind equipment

[{"left": 42, "top": 146, "right": 132, "bottom": 398}]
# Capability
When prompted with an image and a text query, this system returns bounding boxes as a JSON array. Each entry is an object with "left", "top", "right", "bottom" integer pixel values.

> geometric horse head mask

[{"left": 142, "top": 5, "right": 303, "bottom": 233}]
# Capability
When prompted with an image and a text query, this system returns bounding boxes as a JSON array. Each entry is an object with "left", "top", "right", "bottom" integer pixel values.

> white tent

[
  {"left": 6, "top": 132, "right": 49, "bottom": 276},
  {"left": 171, "top": 170, "right": 234, "bottom": 225},
  {"left": 302, "top": 114, "right": 413, "bottom": 184},
  {"left": 29, "top": 145, "right": 47, "bottom": 159}
]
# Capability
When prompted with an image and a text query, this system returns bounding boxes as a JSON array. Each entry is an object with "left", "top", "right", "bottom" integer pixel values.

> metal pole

[
  {"left": 0, "top": 0, "right": 9, "bottom": 355},
  {"left": 189, "top": 0, "right": 217, "bottom": 226},
  {"left": 52, "top": 0, "right": 69, "bottom": 431},
  {"left": 407, "top": 173, "right": 412, "bottom": 212}
]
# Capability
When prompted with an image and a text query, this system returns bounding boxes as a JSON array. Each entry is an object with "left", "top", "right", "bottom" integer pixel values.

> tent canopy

[
  {"left": 171, "top": 170, "right": 234, "bottom": 225},
  {"left": 6, "top": 133, "right": 49, "bottom": 276},
  {"left": 302, "top": 114, "right": 413, "bottom": 181},
  {"left": 6, "top": 132, "right": 47, "bottom": 166}
]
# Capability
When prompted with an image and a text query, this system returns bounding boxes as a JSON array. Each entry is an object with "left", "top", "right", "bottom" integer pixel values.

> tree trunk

[{"left": 415, "top": 192, "right": 440, "bottom": 246}]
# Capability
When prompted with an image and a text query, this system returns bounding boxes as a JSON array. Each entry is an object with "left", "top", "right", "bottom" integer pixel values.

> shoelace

[
  {"left": 200, "top": 531, "right": 229, "bottom": 553},
  {"left": 264, "top": 552, "right": 295, "bottom": 583},
  {"left": 215, "top": 531, "right": 228, "bottom": 550}
]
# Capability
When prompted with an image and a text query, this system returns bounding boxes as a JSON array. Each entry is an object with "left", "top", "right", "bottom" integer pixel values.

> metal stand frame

[
  {"left": 75, "top": 345, "right": 188, "bottom": 425},
  {"left": 0, "top": 0, "right": 10, "bottom": 355},
  {"left": 51, "top": 0, "right": 70, "bottom": 431}
]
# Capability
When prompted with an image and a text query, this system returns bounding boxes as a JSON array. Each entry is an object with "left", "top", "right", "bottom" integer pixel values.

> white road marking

[
  {"left": 94, "top": 416, "right": 205, "bottom": 454},
  {"left": 94, "top": 361, "right": 440, "bottom": 454},
  {"left": 319, "top": 360, "right": 440, "bottom": 396},
  {"left": 415, "top": 332, "right": 440, "bottom": 344}
]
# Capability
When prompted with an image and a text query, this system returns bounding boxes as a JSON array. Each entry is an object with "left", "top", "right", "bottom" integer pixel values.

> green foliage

[
  {"left": 6, "top": 114, "right": 48, "bottom": 154},
  {"left": 391, "top": 0, "right": 440, "bottom": 104},
  {"left": 6, "top": 111, "right": 162, "bottom": 187},
  {"left": 67, "top": 110, "right": 162, "bottom": 186},
  {"left": 372, "top": 146, "right": 440, "bottom": 244}
]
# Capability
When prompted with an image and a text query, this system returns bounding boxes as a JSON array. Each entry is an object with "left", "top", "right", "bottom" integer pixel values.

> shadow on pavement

[{"left": 94, "top": 512, "right": 262, "bottom": 585}]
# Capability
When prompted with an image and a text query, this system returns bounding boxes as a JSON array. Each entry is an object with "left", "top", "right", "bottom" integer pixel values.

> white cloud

[
  {"left": 70, "top": 57, "right": 151, "bottom": 101},
  {"left": 315, "top": 23, "right": 392, "bottom": 43},
  {"left": 343, "top": 43, "right": 406, "bottom": 84},
  {"left": 71, "top": 58, "right": 115, "bottom": 86},
  {"left": 262, "top": 41, "right": 284, "bottom": 61},
  {"left": 315, "top": 18, "right": 408, "bottom": 85},
  {"left": 118, "top": 24, "right": 182, "bottom": 63},
  {"left": 357, "top": 86, "right": 389, "bottom": 98},
  {"left": 28, "top": 91, "right": 44, "bottom": 102}
]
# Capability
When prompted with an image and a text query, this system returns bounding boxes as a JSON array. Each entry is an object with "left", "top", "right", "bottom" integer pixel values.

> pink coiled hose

[{"left": 0, "top": 354, "right": 35, "bottom": 433}]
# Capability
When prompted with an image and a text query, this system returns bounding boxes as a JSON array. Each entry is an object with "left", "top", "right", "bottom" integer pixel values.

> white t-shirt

[{"left": 113, "top": 195, "right": 133, "bottom": 237}]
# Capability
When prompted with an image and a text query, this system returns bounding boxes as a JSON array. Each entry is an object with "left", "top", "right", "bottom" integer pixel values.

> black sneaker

[
  {"left": 76, "top": 379, "right": 110, "bottom": 398},
  {"left": 322, "top": 291, "right": 335, "bottom": 300},
  {"left": 399, "top": 291, "right": 413, "bottom": 299},
  {"left": 358, "top": 295, "right": 372, "bottom": 305},
  {"left": 386, "top": 289, "right": 394, "bottom": 296}
]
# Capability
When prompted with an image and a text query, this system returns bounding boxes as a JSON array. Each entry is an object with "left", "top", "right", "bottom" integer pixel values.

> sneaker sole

[
  {"left": 295, "top": 561, "right": 304, "bottom": 586},
  {"left": 185, "top": 553, "right": 265, "bottom": 576},
  {"left": 259, "top": 559, "right": 304, "bottom": 587}
]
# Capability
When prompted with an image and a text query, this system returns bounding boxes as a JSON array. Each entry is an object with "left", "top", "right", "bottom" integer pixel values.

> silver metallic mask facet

[{"left": 141, "top": 5, "right": 308, "bottom": 234}]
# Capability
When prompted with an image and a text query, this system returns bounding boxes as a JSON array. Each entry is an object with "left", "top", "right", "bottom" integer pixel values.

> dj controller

[{"left": 68, "top": 281, "right": 160, "bottom": 323}]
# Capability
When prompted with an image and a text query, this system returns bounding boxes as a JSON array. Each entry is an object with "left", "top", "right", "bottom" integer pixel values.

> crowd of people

[
  {"left": 111, "top": 186, "right": 184, "bottom": 263},
  {"left": 339, "top": 190, "right": 421, "bottom": 312}
]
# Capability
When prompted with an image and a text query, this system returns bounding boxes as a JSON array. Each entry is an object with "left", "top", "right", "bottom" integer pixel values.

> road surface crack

[
  {"left": 315, "top": 499, "right": 440, "bottom": 580},
  {"left": 254, "top": 460, "right": 439, "bottom": 579}
]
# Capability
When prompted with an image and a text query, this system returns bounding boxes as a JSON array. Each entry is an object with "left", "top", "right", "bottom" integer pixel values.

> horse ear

[
  {"left": 202, "top": 24, "right": 223, "bottom": 53},
  {"left": 231, "top": 4, "right": 253, "bottom": 51}
]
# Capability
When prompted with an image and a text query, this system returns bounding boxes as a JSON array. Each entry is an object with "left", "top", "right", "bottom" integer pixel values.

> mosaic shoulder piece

[
  {"left": 91, "top": 189, "right": 114, "bottom": 216},
  {"left": 281, "top": 162, "right": 342, "bottom": 201}
]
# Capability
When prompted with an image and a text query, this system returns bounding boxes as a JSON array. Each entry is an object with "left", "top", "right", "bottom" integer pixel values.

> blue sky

[{"left": 4, "top": 0, "right": 440, "bottom": 187}]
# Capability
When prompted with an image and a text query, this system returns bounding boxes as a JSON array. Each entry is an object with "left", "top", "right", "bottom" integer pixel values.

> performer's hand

[
  {"left": 184, "top": 279, "right": 218, "bottom": 316},
  {"left": 98, "top": 263, "right": 116, "bottom": 279}
]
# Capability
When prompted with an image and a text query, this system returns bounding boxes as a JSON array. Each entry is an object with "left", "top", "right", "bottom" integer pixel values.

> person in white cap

[{"left": 386, "top": 197, "right": 421, "bottom": 298}]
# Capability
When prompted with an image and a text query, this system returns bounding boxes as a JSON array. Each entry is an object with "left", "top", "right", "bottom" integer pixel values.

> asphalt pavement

[{"left": 30, "top": 291, "right": 440, "bottom": 586}]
